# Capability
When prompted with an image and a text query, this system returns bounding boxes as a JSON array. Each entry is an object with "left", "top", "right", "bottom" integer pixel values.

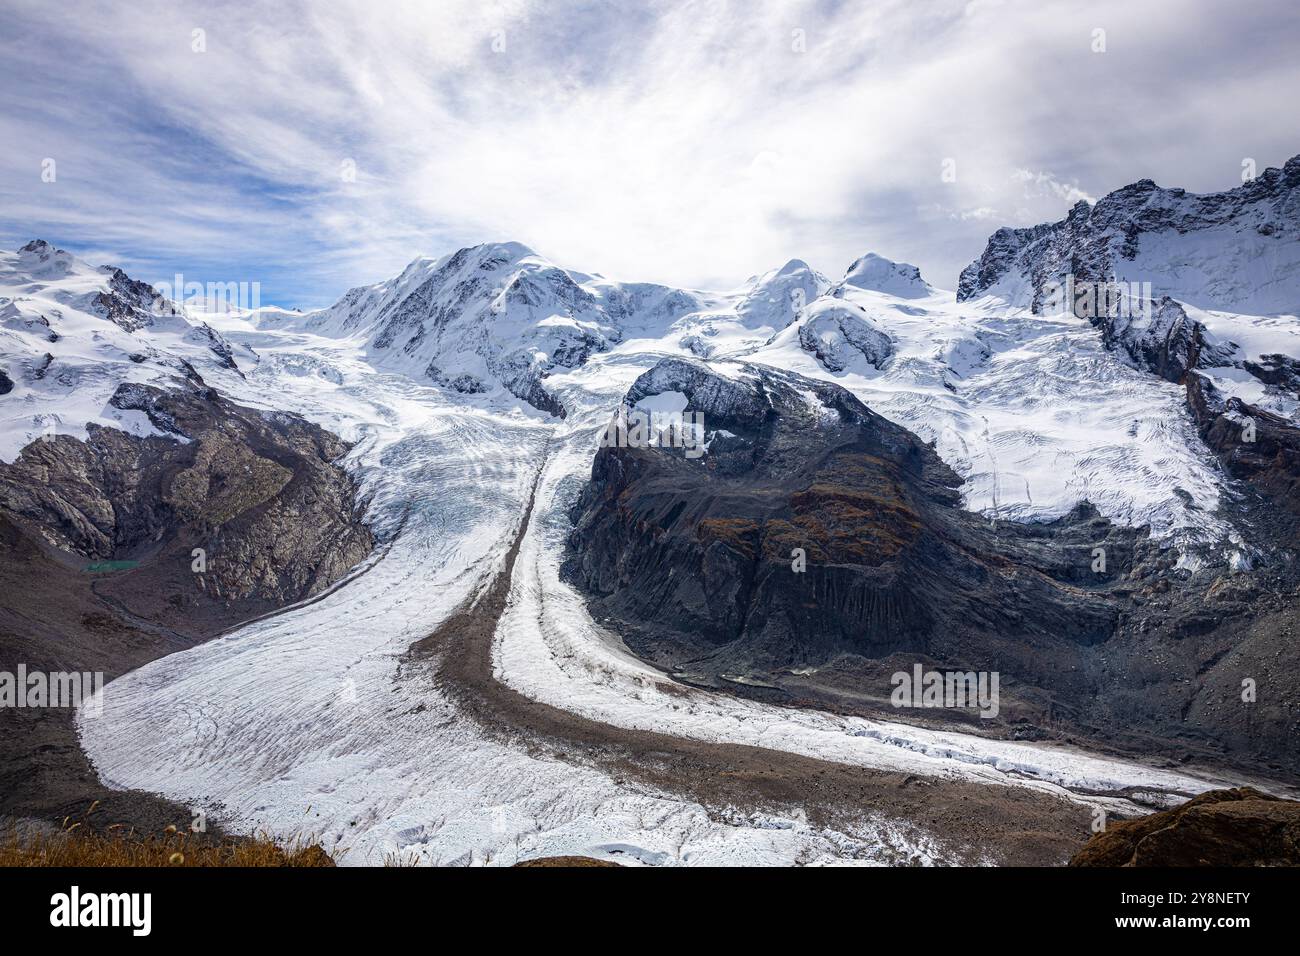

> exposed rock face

[
  {"left": 565, "top": 359, "right": 1300, "bottom": 775},
  {"left": 0, "top": 379, "right": 374, "bottom": 623},
  {"left": 92, "top": 266, "right": 179, "bottom": 333},
  {"left": 566, "top": 359, "right": 1144, "bottom": 668},
  {"left": 1069, "top": 788, "right": 1300, "bottom": 866},
  {"left": 579, "top": 368, "right": 1048, "bottom": 640},
  {"left": 957, "top": 154, "right": 1300, "bottom": 316},
  {"left": 1186, "top": 373, "right": 1300, "bottom": 533},
  {"left": 513, "top": 856, "right": 621, "bottom": 867},
  {"left": 0, "top": 378, "right": 374, "bottom": 832},
  {"left": 1098, "top": 297, "right": 1204, "bottom": 384},
  {"left": 796, "top": 300, "right": 895, "bottom": 373}
]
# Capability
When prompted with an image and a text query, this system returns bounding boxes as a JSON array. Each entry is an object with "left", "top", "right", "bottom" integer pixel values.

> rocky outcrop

[
  {"left": 0, "top": 379, "right": 374, "bottom": 622},
  {"left": 513, "top": 856, "right": 621, "bottom": 867},
  {"left": 489, "top": 354, "right": 569, "bottom": 419},
  {"left": 565, "top": 359, "right": 1300, "bottom": 774},
  {"left": 796, "top": 301, "right": 895, "bottom": 373},
  {"left": 91, "top": 266, "right": 179, "bottom": 333},
  {"left": 0, "top": 377, "right": 374, "bottom": 834},
  {"left": 1098, "top": 297, "right": 1205, "bottom": 384},
  {"left": 1070, "top": 788, "right": 1300, "bottom": 866},
  {"left": 567, "top": 360, "right": 1142, "bottom": 670},
  {"left": 1186, "top": 373, "right": 1300, "bottom": 533}
]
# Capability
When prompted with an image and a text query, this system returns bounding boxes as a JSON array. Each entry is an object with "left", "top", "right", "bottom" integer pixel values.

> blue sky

[{"left": 2, "top": 0, "right": 1297, "bottom": 308}]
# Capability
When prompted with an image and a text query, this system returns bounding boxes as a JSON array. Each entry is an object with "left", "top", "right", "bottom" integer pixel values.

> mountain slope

[
  {"left": 957, "top": 155, "right": 1300, "bottom": 317},
  {"left": 270, "top": 244, "right": 831, "bottom": 417},
  {"left": 956, "top": 156, "right": 1300, "bottom": 424},
  {"left": 0, "top": 240, "right": 256, "bottom": 462},
  {"left": 0, "top": 241, "right": 375, "bottom": 836}
]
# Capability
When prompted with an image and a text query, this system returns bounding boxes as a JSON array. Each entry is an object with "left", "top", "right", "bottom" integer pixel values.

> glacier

[{"left": 43, "top": 235, "right": 1287, "bottom": 866}]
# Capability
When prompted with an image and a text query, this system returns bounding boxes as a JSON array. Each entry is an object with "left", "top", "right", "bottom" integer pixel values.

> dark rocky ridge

[
  {"left": 0, "top": 380, "right": 374, "bottom": 616},
  {"left": 0, "top": 377, "right": 374, "bottom": 831},
  {"left": 565, "top": 358, "right": 1300, "bottom": 777},
  {"left": 1187, "top": 373, "right": 1300, "bottom": 539}
]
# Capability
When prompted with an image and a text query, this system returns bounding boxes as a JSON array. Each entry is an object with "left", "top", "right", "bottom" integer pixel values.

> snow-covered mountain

[
  {"left": 748, "top": 259, "right": 1233, "bottom": 544},
  {"left": 5, "top": 155, "right": 1298, "bottom": 550},
  {"left": 9, "top": 149, "right": 1296, "bottom": 554},
  {"left": 0, "top": 240, "right": 255, "bottom": 461},
  {"left": 956, "top": 155, "right": 1300, "bottom": 423},
  {"left": 957, "top": 155, "right": 1300, "bottom": 316},
  {"left": 267, "top": 241, "right": 830, "bottom": 417},
  {"left": 226, "top": 220, "right": 1279, "bottom": 547}
]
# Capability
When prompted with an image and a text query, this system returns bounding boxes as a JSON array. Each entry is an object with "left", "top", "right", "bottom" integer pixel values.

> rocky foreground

[{"left": 1071, "top": 788, "right": 1300, "bottom": 866}]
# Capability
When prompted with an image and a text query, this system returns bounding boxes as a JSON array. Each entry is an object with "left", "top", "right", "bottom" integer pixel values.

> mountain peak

[
  {"left": 397, "top": 241, "right": 542, "bottom": 281},
  {"left": 775, "top": 258, "right": 813, "bottom": 276},
  {"left": 957, "top": 154, "right": 1300, "bottom": 314},
  {"left": 840, "top": 253, "right": 931, "bottom": 298},
  {"left": 455, "top": 240, "right": 539, "bottom": 267}
]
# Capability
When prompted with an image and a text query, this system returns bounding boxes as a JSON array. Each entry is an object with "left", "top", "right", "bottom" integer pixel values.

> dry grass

[
  {"left": 1, "top": 803, "right": 335, "bottom": 867},
  {"left": 695, "top": 517, "right": 761, "bottom": 558},
  {"left": 513, "top": 856, "right": 620, "bottom": 867}
]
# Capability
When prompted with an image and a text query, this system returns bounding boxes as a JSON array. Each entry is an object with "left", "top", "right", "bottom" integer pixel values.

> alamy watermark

[
  {"left": 1042, "top": 274, "right": 1152, "bottom": 321},
  {"left": 599, "top": 403, "right": 706, "bottom": 459},
  {"left": 154, "top": 273, "right": 261, "bottom": 313},
  {"left": 0, "top": 665, "right": 103, "bottom": 716},
  {"left": 890, "top": 664, "right": 1000, "bottom": 719},
  {"left": 50, "top": 886, "right": 151, "bottom": 936}
]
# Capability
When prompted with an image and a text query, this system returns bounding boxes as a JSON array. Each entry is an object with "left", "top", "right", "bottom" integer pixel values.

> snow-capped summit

[
  {"left": 734, "top": 258, "right": 831, "bottom": 327},
  {"left": 838, "top": 253, "right": 932, "bottom": 299},
  {"left": 16, "top": 238, "right": 80, "bottom": 279},
  {"left": 15, "top": 185, "right": 1297, "bottom": 554},
  {"left": 272, "top": 244, "right": 828, "bottom": 415},
  {"left": 958, "top": 154, "right": 1300, "bottom": 316},
  {"left": 0, "top": 241, "right": 252, "bottom": 461},
  {"left": 956, "top": 158, "right": 1300, "bottom": 421},
  {"left": 279, "top": 241, "right": 625, "bottom": 417}
]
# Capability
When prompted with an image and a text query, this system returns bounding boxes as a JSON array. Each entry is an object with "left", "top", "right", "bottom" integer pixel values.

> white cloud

[
  {"left": 1, "top": 0, "right": 1297, "bottom": 302},
  {"left": 1012, "top": 168, "right": 1095, "bottom": 207}
]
